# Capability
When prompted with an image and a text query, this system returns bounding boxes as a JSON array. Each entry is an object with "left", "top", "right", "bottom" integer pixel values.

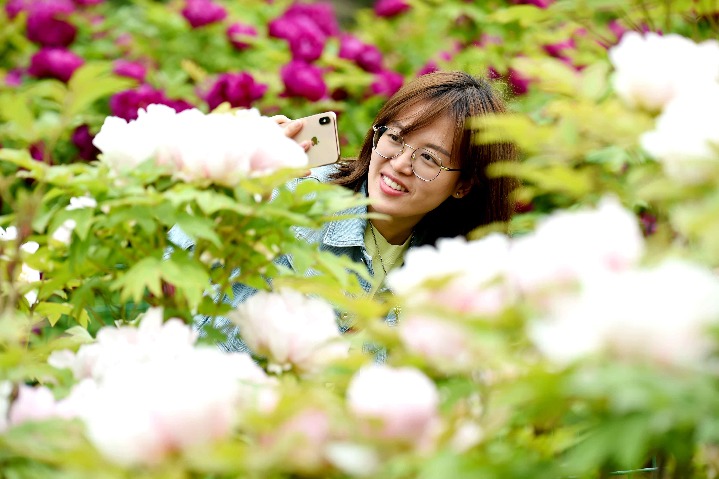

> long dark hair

[{"left": 331, "top": 70, "right": 519, "bottom": 245}]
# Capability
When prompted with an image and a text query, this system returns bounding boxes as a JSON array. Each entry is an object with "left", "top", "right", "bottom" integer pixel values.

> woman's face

[{"left": 367, "top": 107, "right": 470, "bottom": 235}]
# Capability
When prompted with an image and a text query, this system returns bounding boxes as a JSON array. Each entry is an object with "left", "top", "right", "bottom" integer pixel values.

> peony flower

[
  {"left": 28, "top": 47, "right": 84, "bottom": 83},
  {"left": 8, "top": 385, "right": 65, "bottom": 425},
  {"left": 263, "top": 408, "right": 332, "bottom": 471},
  {"left": 269, "top": 13, "right": 327, "bottom": 62},
  {"left": 5, "top": 69, "right": 24, "bottom": 87},
  {"left": 398, "top": 314, "right": 475, "bottom": 370},
  {"left": 507, "top": 67, "right": 530, "bottom": 95},
  {"left": 374, "top": 0, "right": 411, "bottom": 17},
  {"left": 508, "top": 196, "right": 644, "bottom": 294},
  {"left": 543, "top": 37, "right": 575, "bottom": 63},
  {"left": 204, "top": 72, "right": 267, "bottom": 110},
  {"left": 109, "top": 85, "right": 192, "bottom": 121},
  {"left": 389, "top": 234, "right": 514, "bottom": 316},
  {"left": 511, "top": 0, "right": 553, "bottom": 7},
  {"left": 281, "top": 61, "right": 327, "bottom": 101},
  {"left": 640, "top": 85, "right": 719, "bottom": 184},
  {"left": 181, "top": 0, "right": 227, "bottom": 28},
  {"left": 530, "top": 259, "right": 719, "bottom": 369},
  {"left": 226, "top": 22, "right": 257, "bottom": 50},
  {"left": 71, "top": 124, "right": 100, "bottom": 161},
  {"left": 45, "top": 309, "right": 277, "bottom": 466},
  {"left": 609, "top": 32, "right": 719, "bottom": 112},
  {"left": 25, "top": 0, "right": 77, "bottom": 47},
  {"left": 370, "top": 70, "right": 404, "bottom": 97},
  {"left": 284, "top": 1, "right": 339, "bottom": 37},
  {"left": 93, "top": 104, "right": 307, "bottom": 183},
  {"left": 228, "top": 289, "right": 349, "bottom": 375},
  {"left": 346, "top": 365, "right": 439, "bottom": 442},
  {"left": 112, "top": 59, "right": 146, "bottom": 82},
  {"left": 338, "top": 35, "right": 383, "bottom": 73}
]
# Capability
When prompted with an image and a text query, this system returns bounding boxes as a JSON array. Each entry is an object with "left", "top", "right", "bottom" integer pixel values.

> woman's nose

[{"left": 389, "top": 147, "right": 414, "bottom": 175}]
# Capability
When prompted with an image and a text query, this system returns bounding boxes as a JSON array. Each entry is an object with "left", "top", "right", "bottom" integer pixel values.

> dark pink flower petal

[
  {"left": 284, "top": 1, "right": 339, "bottom": 36},
  {"left": 109, "top": 85, "right": 192, "bottom": 121},
  {"left": 507, "top": 68, "right": 530, "bottom": 95},
  {"left": 374, "top": 0, "right": 410, "bottom": 17},
  {"left": 181, "top": 0, "right": 227, "bottom": 28},
  {"left": 28, "top": 47, "right": 84, "bottom": 82},
  {"left": 72, "top": 124, "right": 100, "bottom": 161},
  {"left": 226, "top": 22, "right": 257, "bottom": 50},
  {"left": 281, "top": 61, "right": 327, "bottom": 101},
  {"left": 356, "top": 44, "right": 383, "bottom": 73},
  {"left": 113, "top": 60, "right": 146, "bottom": 82},
  {"left": 370, "top": 70, "right": 404, "bottom": 97},
  {"left": 204, "top": 72, "right": 267, "bottom": 110}
]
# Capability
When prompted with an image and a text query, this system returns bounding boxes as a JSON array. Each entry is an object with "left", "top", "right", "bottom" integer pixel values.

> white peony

[
  {"left": 346, "top": 364, "right": 439, "bottom": 443},
  {"left": 387, "top": 234, "right": 514, "bottom": 316},
  {"left": 609, "top": 32, "right": 719, "bottom": 112},
  {"left": 529, "top": 259, "right": 719, "bottom": 368},
  {"left": 228, "top": 289, "right": 349, "bottom": 375},
  {"left": 92, "top": 104, "right": 308, "bottom": 185},
  {"left": 398, "top": 314, "right": 475, "bottom": 370},
  {"left": 640, "top": 85, "right": 719, "bottom": 184},
  {"left": 507, "top": 196, "right": 644, "bottom": 295},
  {"left": 37, "top": 308, "right": 277, "bottom": 466}
]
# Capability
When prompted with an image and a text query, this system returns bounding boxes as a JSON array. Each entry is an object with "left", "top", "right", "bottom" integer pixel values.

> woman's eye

[
  {"left": 387, "top": 133, "right": 402, "bottom": 143},
  {"left": 419, "top": 151, "right": 438, "bottom": 164}
]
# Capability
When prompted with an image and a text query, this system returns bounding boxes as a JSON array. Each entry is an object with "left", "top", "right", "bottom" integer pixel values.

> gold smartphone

[{"left": 294, "top": 111, "right": 341, "bottom": 167}]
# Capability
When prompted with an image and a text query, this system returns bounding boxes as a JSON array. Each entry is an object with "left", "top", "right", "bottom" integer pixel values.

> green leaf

[
  {"left": 65, "top": 62, "right": 135, "bottom": 117},
  {"left": 160, "top": 255, "right": 210, "bottom": 309},
  {"left": 111, "top": 257, "right": 163, "bottom": 302},
  {"left": 34, "top": 302, "right": 74, "bottom": 327}
]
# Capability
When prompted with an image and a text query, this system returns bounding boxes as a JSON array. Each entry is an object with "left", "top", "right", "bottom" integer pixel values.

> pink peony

[
  {"left": 347, "top": 365, "right": 439, "bottom": 443},
  {"left": 229, "top": 289, "right": 348, "bottom": 375}
]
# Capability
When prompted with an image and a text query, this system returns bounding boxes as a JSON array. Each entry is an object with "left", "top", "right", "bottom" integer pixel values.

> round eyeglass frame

[{"left": 371, "top": 125, "right": 462, "bottom": 182}]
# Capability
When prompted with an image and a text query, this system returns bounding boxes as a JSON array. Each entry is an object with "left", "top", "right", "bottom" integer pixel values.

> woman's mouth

[{"left": 381, "top": 174, "right": 408, "bottom": 193}]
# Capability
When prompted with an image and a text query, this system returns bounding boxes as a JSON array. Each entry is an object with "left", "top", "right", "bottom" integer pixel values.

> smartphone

[{"left": 294, "top": 111, "right": 341, "bottom": 167}]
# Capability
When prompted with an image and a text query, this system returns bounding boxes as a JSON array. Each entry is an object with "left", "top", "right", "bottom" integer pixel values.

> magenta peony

[
  {"left": 26, "top": 0, "right": 78, "bottom": 47},
  {"left": 204, "top": 72, "right": 267, "bottom": 110},
  {"left": 28, "top": 47, "right": 84, "bottom": 82},
  {"left": 72, "top": 124, "right": 100, "bottom": 161},
  {"left": 226, "top": 22, "right": 257, "bottom": 50},
  {"left": 281, "top": 60, "right": 327, "bottom": 101},
  {"left": 109, "top": 85, "right": 192, "bottom": 121},
  {"left": 370, "top": 70, "right": 403, "bottom": 97},
  {"left": 181, "top": 0, "right": 227, "bottom": 28},
  {"left": 112, "top": 60, "right": 146, "bottom": 82},
  {"left": 374, "top": 0, "right": 411, "bottom": 17}
]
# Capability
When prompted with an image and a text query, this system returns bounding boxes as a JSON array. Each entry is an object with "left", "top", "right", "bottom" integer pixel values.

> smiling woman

[{"left": 171, "top": 70, "right": 519, "bottom": 352}]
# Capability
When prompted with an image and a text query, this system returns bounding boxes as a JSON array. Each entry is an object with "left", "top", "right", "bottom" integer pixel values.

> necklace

[
  {"left": 368, "top": 222, "right": 388, "bottom": 276},
  {"left": 368, "top": 221, "right": 403, "bottom": 320}
]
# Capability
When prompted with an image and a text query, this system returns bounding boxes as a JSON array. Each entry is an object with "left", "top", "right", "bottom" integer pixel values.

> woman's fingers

[
  {"left": 298, "top": 140, "right": 312, "bottom": 152},
  {"left": 271, "top": 115, "right": 305, "bottom": 139}
]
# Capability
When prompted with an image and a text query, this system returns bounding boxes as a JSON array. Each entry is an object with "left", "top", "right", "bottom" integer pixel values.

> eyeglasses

[{"left": 372, "top": 125, "right": 462, "bottom": 182}]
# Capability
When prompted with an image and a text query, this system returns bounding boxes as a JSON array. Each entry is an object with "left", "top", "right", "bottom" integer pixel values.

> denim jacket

[{"left": 168, "top": 163, "right": 422, "bottom": 353}]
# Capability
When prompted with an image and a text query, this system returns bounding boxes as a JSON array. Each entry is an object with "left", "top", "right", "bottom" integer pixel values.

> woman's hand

[
  {"left": 271, "top": 115, "right": 313, "bottom": 153},
  {"left": 271, "top": 115, "right": 312, "bottom": 177}
]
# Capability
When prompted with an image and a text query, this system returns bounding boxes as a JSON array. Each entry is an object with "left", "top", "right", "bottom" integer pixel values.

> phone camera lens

[{"left": 319, "top": 116, "right": 330, "bottom": 125}]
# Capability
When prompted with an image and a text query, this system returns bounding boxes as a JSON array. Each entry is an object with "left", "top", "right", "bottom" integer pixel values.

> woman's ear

[{"left": 453, "top": 181, "right": 473, "bottom": 199}]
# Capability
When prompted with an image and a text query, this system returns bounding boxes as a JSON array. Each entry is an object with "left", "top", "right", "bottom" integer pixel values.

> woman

[{"left": 171, "top": 70, "right": 518, "bottom": 352}]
